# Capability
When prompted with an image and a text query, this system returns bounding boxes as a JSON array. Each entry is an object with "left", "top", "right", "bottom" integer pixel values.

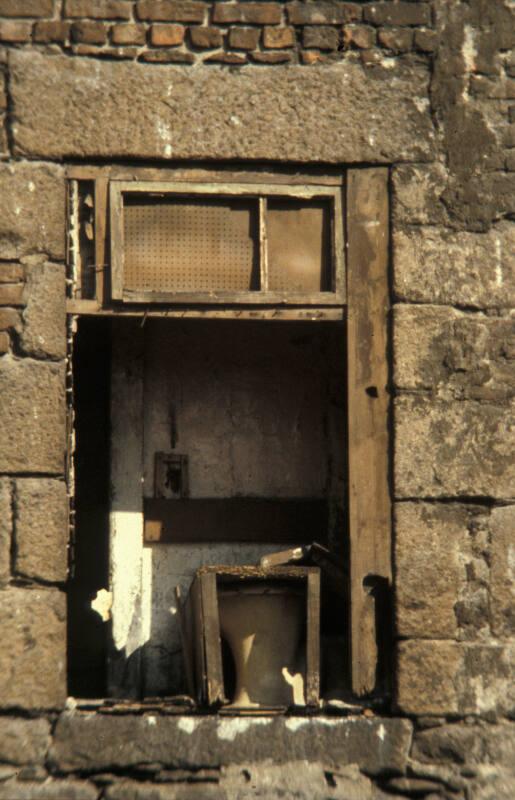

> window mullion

[{"left": 259, "top": 196, "right": 268, "bottom": 292}]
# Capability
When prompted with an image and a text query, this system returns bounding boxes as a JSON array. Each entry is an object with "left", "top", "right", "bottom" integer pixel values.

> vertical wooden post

[
  {"left": 346, "top": 168, "right": 391, "bottom": 697},
  {"left": 94, "top": 176, "right": 109, "bottom": 306},
  {"left": 305, "top": 569, "right": 321, "bottom": 706}
]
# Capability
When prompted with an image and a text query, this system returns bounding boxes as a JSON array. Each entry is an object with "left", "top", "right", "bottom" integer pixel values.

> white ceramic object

[{"left": 218, "top": 585, "right": 305, "bottom": 708}]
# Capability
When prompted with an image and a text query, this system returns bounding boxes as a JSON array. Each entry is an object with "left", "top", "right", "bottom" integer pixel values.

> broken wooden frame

[
  {"left": 66, "top": 164, "right": 391, "bottom": 700},
  {"left": 180, "top": 565, "right": 321, "bottom": 709}
]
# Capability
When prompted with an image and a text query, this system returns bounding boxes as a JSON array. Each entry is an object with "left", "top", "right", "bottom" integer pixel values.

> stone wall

[{"left": 0, "top": 0, "right": 514, "bottom": 798}]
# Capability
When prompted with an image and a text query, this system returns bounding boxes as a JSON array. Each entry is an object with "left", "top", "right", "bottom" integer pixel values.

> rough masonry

[{"left": 0, "top": 1, "right": 513, "bottom": 798}]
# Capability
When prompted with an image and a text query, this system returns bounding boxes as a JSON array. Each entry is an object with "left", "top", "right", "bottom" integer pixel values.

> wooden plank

[
  {"left": 200, "top": 573, "right": 226, "bottom": 706},
  {"left": 346, "top": 167, "right": 391, "bottom": 697},
  {"left": 189, "top": 575, "right": 206, "bottom": 704},
  {"left": 143, "top": 498, "right": 328, "bottom": 544},
  {"left": 67, "top": 164, "right": 344, "bottom": 186},
  {"left": 112, "top": 180, "right": 340, "bottom": 200},
  {"left": 66, "top": 165, "right": 110, "bottom": 180},
  {"left": 259, "top": 546, "right": 308, "bottom": 569},
  {"left": 109, "top": 181, "right": 124, "bottom": 300},
  {"left": 65, "top": 300, "right": 345, "bottom": 322},
  {"left": 305, "top": 570, "right": 321, "bottom": 706},
  {"left": 174, "top": 586, "right": 196, "bottom": 700},
  {"left": 259, "top": 197, "right": 268, "bottom": 291},
  {"left": 122, "top": 289, "right": 344, "bottom": 306},
  {"left": 94, "top": 177, "right": 109, "bottom": 306}
]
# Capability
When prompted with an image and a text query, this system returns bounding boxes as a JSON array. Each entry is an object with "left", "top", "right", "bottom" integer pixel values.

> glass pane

[
  {"left": 267, "top": 198, "right": 332, "bottom": 293},
  {"left": 123, "top": 195, "right": 259, "bottom": 293}
]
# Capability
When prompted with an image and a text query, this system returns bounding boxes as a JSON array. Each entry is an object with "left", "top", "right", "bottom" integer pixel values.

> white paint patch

[
  {"left": 156, "top": 118, "right": 172, "bottom": 158},
  {"left": 230, "top": 115, "right": 241, "bottom": 126},
  {"left": 217, "top": 717, "right": 271, "bottom": 741},
  {"left": 178, "top": 717, "right": 197, "bottom": 734},
  {"left": 282, "top": 668, "right": 305, "bottom": 706},
  {"left": 28, "top": 181, "right": 35, "bottom": 192},
  {"left": 462, "top": 25, "right": 477, "bottom": 73},
  {"left": 285, "top": 717, "right": 310, "bottom": 732},
  {"left": 380, "top": 58, "right": 396, "bottom": 69},
  {"left": 147, "top": 715, "right": 157, "bottom": 726},
  {"left": 462, "top": 25, "right": 477, "bottom": 102},
  {"left": 494, "top": 236, "right": 503, "bottom": 287},
  {"left": 413, "top": 97, "right": 430, "bottom": 114},
  {"left": 110, "top": 510, "right": 146, "bottom": 655},
  {"left": 377, "top": 723, "right": 386, "bottom": 741},
  {"left": 91, "top": 589, "right": 112, "bottom": 622}
]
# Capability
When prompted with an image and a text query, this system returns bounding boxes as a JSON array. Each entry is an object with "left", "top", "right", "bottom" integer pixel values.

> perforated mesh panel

[
  {"left": 267, "top": 199, "right": 331, "bottom": 293},
  {"left": 123, "top": 196, "right": 258, "bottom": 293}
]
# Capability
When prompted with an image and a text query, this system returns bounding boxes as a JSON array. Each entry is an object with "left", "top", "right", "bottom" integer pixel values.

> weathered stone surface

[
  {"left": 20, "top": 261, "right": 66, "bottom": 360},
  {"left": 10, "top": 51, "right": 435, "bottom": 163},
  {"left": 15, "top": 479, "right": 68, "bottom": 583},
  {"left": 397, "top": 641, "right": 515, "bottom": 715},
  {"left": 394, "top": 306, "right": 515, "bottom": 402},
  {"left": 0, "top": 162, "right": 65, "bottom": 261},
  {"left": 395, "top": 502, "right": 490, "bottom": 639},
  {"left": 489, "top": 505, "right": 515, "bottom": 637},
  {"left": 461, "top": 644, "right": 515, "bottom": 717},
  {"left": 394, "top": 223, "right": 515, "bottom": 308},
  {"left": 50, "top": 715, "right": 412, "bottom": 776},
  {"left": 0, "top": 357, "right": 66, "bottom": 474},
  {"left": 0, "top": 263, "right": 25, "bottom": 282},
  {"left": 105, "top": 762, "right": 387, "bottom": 800},
  {"left": 0, "top": 477, "right": 11, "bottom": 585},
  {"left": 392, "top": 163, "right": 448, "bottom": 225},
  {"left": 0, "top": 587, "right": 66, "bottom": 709},
  {"left": 105, "top": 782, "right": 222, "bottom": 800},
  {"left": 0, "top": 780, "right": 99, "bottom": 800},
  {"left": 432, "top": 0, "right": 515, "bottom": 231},
  {"left": 413, "top": 722, "right": 515, "bottom": 768},
  {"left": 0, "top": 718, "right": 50, "bottom": 765},
  {"left": 395, "top": 396, "right": 515, "bottom": 498},
  {"left": 467, "top": 768, "right": 515, "bottom": 800},
  {"left": 397, "top": 640, "right": 462, "bottom": 715},
  {"left": 0, "top": 307, "right": 22, "bottom": 331}
]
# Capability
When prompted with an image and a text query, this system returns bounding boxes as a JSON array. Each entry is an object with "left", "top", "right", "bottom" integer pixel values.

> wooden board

[
  {"left": 199, "top": 573, "right": 226, "bottom": 706},
  {"left": 346, "top": 168, "right": 391, "bottom": 697},
  {"left": 66, "top": 299, "right": 345, "bottom": 322},
  {"left": 305, "top": 569, "right": 321, "bottom": 706},
  {"left": 94, "top": 177, "right": 109, "bottom": 306},
  {"left": 186, "top": 566, "right": 320, "bottom": 708},
  {"left": 144, "top": 498, "right": 328, "bottom": 544}
]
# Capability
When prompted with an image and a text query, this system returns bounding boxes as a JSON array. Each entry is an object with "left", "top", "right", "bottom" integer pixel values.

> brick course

[
  {"left": 150, "top": 22, "right": 184, "bottom": 46},
  {"left": 64, "top": 0, "right": 132, "bottom": 18},
  {"left": 136, "top": 0, "right": 206, "bottom": 22},
  {"left": 0, "top": 0, "right": 53, "bottom": 16}
]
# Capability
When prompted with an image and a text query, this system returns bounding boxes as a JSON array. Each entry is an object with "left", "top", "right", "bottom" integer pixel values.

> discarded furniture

[{"left": 179, "top": 565, "right": 321, "bottom": 711}]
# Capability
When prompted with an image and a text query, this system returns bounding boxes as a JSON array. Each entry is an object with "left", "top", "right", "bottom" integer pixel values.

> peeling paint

[
  {"left": 217, "top": 717, "right": 271, "bottom": 741},
  {"left": 178, "top": 717, "right": 197, "bottom": 734}
]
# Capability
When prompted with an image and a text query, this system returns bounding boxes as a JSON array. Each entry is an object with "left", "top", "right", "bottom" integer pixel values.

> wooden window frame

[
  {"left": 66, "top": 165, "right": 391, "bottom": 700},
  {"left": 109, "top": 181, "right": 345, "bottom": 306}
]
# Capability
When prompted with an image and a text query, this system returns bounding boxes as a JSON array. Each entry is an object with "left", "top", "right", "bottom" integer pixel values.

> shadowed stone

[
  {"left": 0, "top": 587, "right": 66, "bottom": 709},
  {"left": 0, "top": 357, "right": 65, "bottom": 474},
  {"left": 0, "top": 718, "right": 50, "bottom": 765},
  {"left": 50, "top": 715, "right": 413, "bottom": 777}
]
